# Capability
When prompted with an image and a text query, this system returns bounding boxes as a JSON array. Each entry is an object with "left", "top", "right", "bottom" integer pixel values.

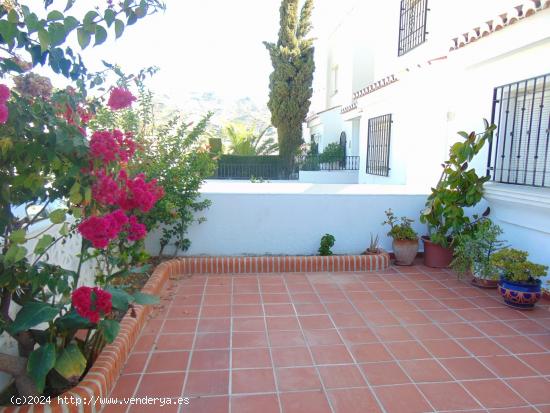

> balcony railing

[{"left": 300, "top": 155, "right": 360, "bottom": 171}]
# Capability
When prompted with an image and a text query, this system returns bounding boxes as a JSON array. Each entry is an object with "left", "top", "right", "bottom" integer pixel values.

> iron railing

[
  {"left": 398, "top": 0, "right": 429, "bottom": 56},
  {"left": 487, "top": 73, "right": 550, "bottom": 188},
  {"left": 212, "top": 163, "right": 296, "bottom": 180},
  {"left": 300, "top": 155, "right": 360, "bottom": 171},
  {"left": 366, "top": 114, "right": 392, "bottom": 177}
]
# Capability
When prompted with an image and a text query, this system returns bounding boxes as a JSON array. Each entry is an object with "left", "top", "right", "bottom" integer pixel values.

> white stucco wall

[
  {"left": 145, "top": 181, "right": 430, "bottom": 257},
  {"left": 298, "top": 170, "right": 359, "bottom": 184}
]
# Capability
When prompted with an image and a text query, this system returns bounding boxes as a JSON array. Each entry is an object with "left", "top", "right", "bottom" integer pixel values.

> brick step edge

[
  {"left": 171, "top": 253, "right": 390, "bottom": 274},
  {"left": 1, "top": 259, "right": 179, "bottom": 413}
]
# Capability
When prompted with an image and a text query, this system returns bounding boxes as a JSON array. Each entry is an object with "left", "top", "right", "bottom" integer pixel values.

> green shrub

[
  {"left": 319, "top": 143, "right": 344, "bottom": 163},
  {"left": 383, "top": 209, "right": 418, "bottom": 241},
  {"left": 319, "top": 234, "right": 335, "bottom": 256},
  {"left": 490, "top": 248, "right": 548, "bottom": 284}
]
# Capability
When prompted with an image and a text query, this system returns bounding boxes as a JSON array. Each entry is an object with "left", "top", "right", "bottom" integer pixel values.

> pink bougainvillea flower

[
  {"left": 0, "top": 104, "right": 8, "bottom": 124},
  {"left": 127, "top": 215, "right": 147, "bottom": 241},
  {"left": 92, "top": 171, "right": 122, "bottom": 206},
  {"left": 72, "top": 286, "right": 112, "bottom": 324},
  {"left": 118, "top": 174, "right": 164, "bottom": 213},
  {"left": 90, "top": 129, "right": 137, "bottom": 164},
  {"left": 107, "top": 87, "right": 136, "bottom": 110},
  {"left": 0, "top": 84, "right": 10, "bottom": 103},
  {"left": 77, "top": 209, "right": 129, "bottom": 249}
]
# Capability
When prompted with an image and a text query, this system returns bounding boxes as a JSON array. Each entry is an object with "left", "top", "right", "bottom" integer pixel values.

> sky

[{"left": 76, "top": 0, "right": 295, "bottom": 105}]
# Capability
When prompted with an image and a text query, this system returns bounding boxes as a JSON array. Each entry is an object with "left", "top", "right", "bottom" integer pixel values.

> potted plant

[
  {"left": 451, "top": 218, "right": 505, "bottom": 288},
  {"left": 491, "top": 248, "right": 548, "bottom": 310},
  {"left": 383, "top": 209, "right": 418, "bottom": 266},
  {"left": 365, "top": 233, "right": 381, "bottom": 255},
  {"left": 420, "top": 120, "right": 496, "bottom": 267}
]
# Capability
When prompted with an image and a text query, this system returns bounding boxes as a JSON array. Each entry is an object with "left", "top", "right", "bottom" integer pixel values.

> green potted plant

[
  {"left": 319, "top": 234, "right": 335, "bottom": 256},
  {"left": 319, "top": 142, "right": 344, "bottom": 164},
  {"left": 451, "top": 218, "right": 505, "bottom": 288},
  {"left": 420, "top": 120, "right": 495, "bottom": 267},
  {"left": 383, "top": 209, "right": 418, "bottom": 266},
  {"left": 365, "top": 233, "right": 381, "bottom": 255},
  {"left": 491, "top": 248, "right": 548, "bottom": 310}
]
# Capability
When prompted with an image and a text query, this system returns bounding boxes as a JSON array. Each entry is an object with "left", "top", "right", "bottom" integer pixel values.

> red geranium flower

[{"left": 72, "top": 286, "right": 112, "bottom": 324}]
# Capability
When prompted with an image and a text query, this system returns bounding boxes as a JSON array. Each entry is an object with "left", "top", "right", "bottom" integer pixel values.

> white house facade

[{"left": 302, "top": 0, "right": 550, "bottom": 271}]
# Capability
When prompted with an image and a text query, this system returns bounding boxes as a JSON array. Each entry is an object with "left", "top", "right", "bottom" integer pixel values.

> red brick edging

[{"left": 3, "top": 253, "right": 389, "bottom": 412}]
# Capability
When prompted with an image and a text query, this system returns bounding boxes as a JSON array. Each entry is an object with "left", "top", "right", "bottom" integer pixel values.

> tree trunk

[{"left": 0, "top": 353, "right": 39, "bottom": 397}]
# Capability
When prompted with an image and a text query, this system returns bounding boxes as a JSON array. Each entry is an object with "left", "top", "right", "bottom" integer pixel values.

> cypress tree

[{"left": 264, "top": 0, "right": 315, "bottom": 173}]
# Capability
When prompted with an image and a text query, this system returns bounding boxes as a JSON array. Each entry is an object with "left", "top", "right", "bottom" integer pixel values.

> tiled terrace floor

[{"left": 105, "top": 264, "right": 550, "bottom": 413}]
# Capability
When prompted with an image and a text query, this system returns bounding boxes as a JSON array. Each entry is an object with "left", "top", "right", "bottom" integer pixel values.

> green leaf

[
  {"left": 132, "top": 292, "right": 159, "bottom": 305},
  {"left": 77, "top": 28, "right": 91, "bottom": 49},
  {"left": 54, "top": 311, "right": 91, "bottom": 331},
  {"left": 69, "top": 182, "right": 82, "bottom": 204},
  {"left": 34, "top": 234, "right": 55, "bottom": 255},
  {"left": 5, "top": 245, "right": 27, "bottom": 265},
  {"left": 104, "top": 9, "right": 116, "bottom": 27},
  {"left": 64, "top": 16, "right": 79, "bottom": 33},
  {"left": 47, "top": 10, "right": 64, "bottom": 21},
  {"left": 99, "top": 319, "right": 120, "bottom": 343},
  {"left": 27, "top": 344, "right": 56, "bottom": 393},
  {"left": 25, "top": 13, "right": 40, "bottom": 33},
  {"left": 49, "top": 208, "right": 67, "bottom": 224},
  {"left": 94, "top": 25, "right": 107, "bottom": 46},
  {"left": 83, "top": 10, "right": 99, "bottom": 31},
  {"left": 8, "top": 9, "right": 19, "bottom": 23},
  {"left": 114, "top": 19, "right": 124, "bottom": 39},
  {"left": 59, "top": 222, "right": 69, "bottom": 236},
  {"left": 10, "top": 229, "right": 26, "bottom": 245},
  {"left": 11, "top": 302, "right": 59, "bottom": 334},
  {"left": 54, "top": 344, "right": 86, "bottom": 382},
  {"left": 37, "top": 28, "right": 50, "bottom": 52},
  {"left": 105, "top": 287, "right": 131, "bottom": 311}
]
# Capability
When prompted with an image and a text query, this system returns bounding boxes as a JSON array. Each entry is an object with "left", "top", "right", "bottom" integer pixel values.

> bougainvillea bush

[
  {"left": 0, "top": 0, "right": 165, "bottom": 399},
  {"left": 90, "top": 76, "right": 217, "bottom": 257}
]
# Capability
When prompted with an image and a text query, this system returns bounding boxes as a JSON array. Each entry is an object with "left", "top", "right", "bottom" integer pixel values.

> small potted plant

[
  {"left": 319, "top": 234, "right": 335, "bottom": 256},
  {"left": 383, "top": 209, "right": 418, "bottom": 266},
  {"left": 491, "top": 248, "right": 548, "bottom": 310},
  {"left": 451, "top": 218, "right": 505, "bottom": 288},
  {"left": 364, "top": 233, "right": 381, "bottom": 255},
  {"left": 420, "top": 120, "right": 496, "bottom": 267}
]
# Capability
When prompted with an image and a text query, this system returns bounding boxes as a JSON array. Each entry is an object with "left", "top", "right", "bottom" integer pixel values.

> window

[
  {"left": 331, "top": 65, "right": 338, "bottom": 95},
  {"left": 366, "top": 114, "right": 392, "bottom": 176},
  {"left": 488, "top": 73, "right": 550, "bottom": 187},
  {"left": 398, "top": 0, "right": 429, "bottom": 56}
]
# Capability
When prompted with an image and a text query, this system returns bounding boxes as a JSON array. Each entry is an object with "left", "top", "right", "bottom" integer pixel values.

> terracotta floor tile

[
  {"left": 122, "top": 353, "right": 148, "bottom": 375},
  {"left": 202, "top": 305, "right": 231, "bottom": 318},
  {"left": 386, "top": 340, "right": 431, "bottom": 360},
  {"left": 339, "top": 327, "right": 378, "bottom": 344},
  {"left": 458, "top": 337, "right": 508, "bottom": 356},
  {"left": 109, "top": 374, "right": 140, "bottom": 398},
  {"left": 304, "top": 329, "right": 343, "bottom": 345},
  {"left": 479, "top": 355, "right": 539, "bottom": 378},
  {"left": 266, "top": 316, "right": 301, "bottom": 331},
  {"left": 363, "top": 310, "right": 400, "bottom": 326},
  {"left": 187, "top": 396, "right": 229, "bottom": 413},
  {"left": 268, "top": 330, "right": 306, "bottom": 347},
  {"left": 494, "top": 335, "right": 546, "bottom": 354},
  {"left": 197, "top": 318, "right": 230, "bottom": 333},
  {"left": 422, "top": 339, "right": 470, "bottom": 358},
  {"left": 507, "top": 319, "right": 548, "bottom": 334},
  {"left": 291, "top": 293, "right": 321, "bottom": 303},
  {"left": 232, "top": 317, "right": 265, "bottom": 332},
  {"left": 232, "top": 293, "right": 261, "bottom": 305},
  {"left": 518, "top": 353, "right": 550, "bottom": 375},
  {"left": 147, "top": 351, "right": 189, "bottom": 373},
  {"left": 280, "top": 390, "right": 332, "bottom": 413},
  {"left": 440, "top": 357, "right": 496, "bottom": 380},
  {"left": 400, "top": 359, "right": 452, "bottom": 383},
  {"left": 360, "top": 361, "right": 410, "bottom": 386},
  {"left": 506, "top": 377, "right": 550, "bottom": 404},
  {"left": 162, "top": 318, "right": 197, "bottom": 334},
  {"left": 133, "top": 334, "right": 156, "bottom": 352},
  {"left": 461, "top": 379, "right": 526, "bottom": 408},
  {"left": 350, "top": 343, "right": 393, "bottom": 363},
  {"left": 441, "top": 323, "right": 484, "bottom": 338},
  {"left": 185, "top": 370, "right": 229, "bottom": 396},
  {"left": 232, "top": 304, "right": 264, "bottom": 317},
  {"left": 156, "top": 333, "right": 195, "bottom": 351},
  {"left": 294, "top": 303, "right": 326, "bottom": 315},
  {"left": 232, "top": 368, "right": 276, "bottom": 393},
  {"left": 232, "top": 348, "right": 272, "bottom": 369},
  {"left": 232, "top": 331, "right": 268, "bottom": 348},
  {"left": 189, "top": 349, "right": 229, "bottom": 370},
  {"left": 299, "top": 315, "right": 334, "bottom": 329},
  {"left": 276, "top": 366, "right": 322, "bottom": 391},
  {"left": 265, "top": 303, "right": 296, "bottom": 316},
  {"left": 136, "top": 372, "right": 185, "bottom": 397},
  {"left": 423, "top": 310, "right": 463, "bottom": 323},
  {"left": 328, "top": 388, "right": 383, "bottom": 413},
  {"left": 419, "top": 382, "right": 480, "bottom": 411},
  {"left": 231, "top": 394, "right": 280, "bottom": 413},
  {"left": 318, "top": 364, "right": 366, "bottom": 388},
  {"left": 310, "top": 345, "right": 353, "bottom": 365},
  {"left": 330, "top": 312, "right": 366, "bottom": 328},
  {"left": 373, "top": 325, "right": 414, "bottom": 341},
  {"left": 374, "top": 384, "right": 433, "bottom": 413},
  {"left": 271, "top": 346, "right": 313, "bottom": 367},
  {"left": 406, "top": 324, "right": 449, "bottom": 340},
  {"left": 195, "top": 332, "right": 230, "bottom": 350}
]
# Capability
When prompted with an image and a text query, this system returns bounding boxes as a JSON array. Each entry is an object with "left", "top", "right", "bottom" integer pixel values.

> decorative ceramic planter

[
  {"left": 392, "top": 239, "right": 418, "bottom": 266},
  {"left": 421, "top": 236, "right": 453, "bottom": 268},
  {"left": 498, "top": 278, "right": 542, "bottom": 310}
]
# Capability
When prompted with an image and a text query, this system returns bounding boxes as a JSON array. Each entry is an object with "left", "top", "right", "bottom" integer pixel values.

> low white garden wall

[
  {"left": 145, "top": 181, "right": 432, "bottom": 256},
  {"left": 299, "top": 170, "right": 359, "bottom": 184}
]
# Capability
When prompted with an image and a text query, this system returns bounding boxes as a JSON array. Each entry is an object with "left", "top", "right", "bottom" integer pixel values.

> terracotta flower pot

[
  {"left": 471, "top": 277, "right": 499, "bottom": 289},
  {"left": 421, "top": 236, "right": 453, "bottom": 268},
  {"left": 392, "top": 239, "right": 418, "bottom": 266}
]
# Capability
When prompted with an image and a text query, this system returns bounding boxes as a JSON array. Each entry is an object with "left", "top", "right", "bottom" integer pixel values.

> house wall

[{"left": 298, "top": 170, "right": 359, "bottom": 184}]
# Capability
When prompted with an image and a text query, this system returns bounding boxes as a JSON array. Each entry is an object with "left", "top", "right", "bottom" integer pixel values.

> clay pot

[
  {"left": 392, "top": 239, "right": 418, "bottom": 266},
  {"left": 471, "top": 277, "right": 499, "bottom": 289},
  {"left": 421, "top": 236, "right": 453, "bottom": 268}
]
